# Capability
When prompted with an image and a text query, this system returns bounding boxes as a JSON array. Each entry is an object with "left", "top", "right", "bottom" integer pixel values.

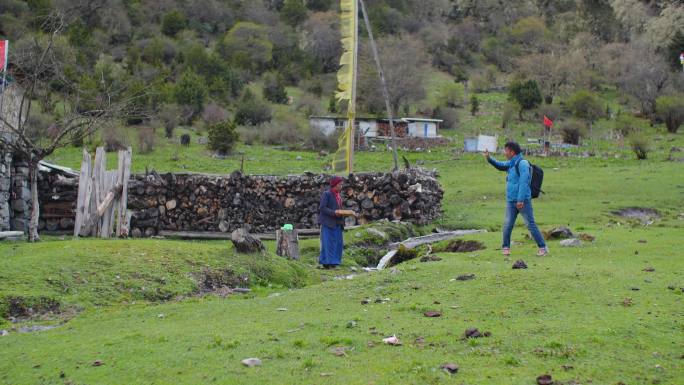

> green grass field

[
  {"left": 2, "top": 147, "right": 683, "bottom": 384},
  {"left": 2, "top": 82, "right": 684, "bottom": 384}
]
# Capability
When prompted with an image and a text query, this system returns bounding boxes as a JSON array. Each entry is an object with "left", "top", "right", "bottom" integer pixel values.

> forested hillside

[{"left": 1, "top": 0, "right": 682, "bottom": 153}]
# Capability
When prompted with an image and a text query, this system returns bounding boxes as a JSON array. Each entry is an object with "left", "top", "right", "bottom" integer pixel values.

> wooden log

[
  {"left": 231, "top": 228, "right": 266, "bottom": 253},
  {"left": 157, "top": 230, "right": 321, "bottom": 240},
  {"left": 276, "top": 229, "right": 300, "bottom": 260}
]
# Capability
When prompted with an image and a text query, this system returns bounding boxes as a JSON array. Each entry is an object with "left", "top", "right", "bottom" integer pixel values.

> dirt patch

[
  {"left": 612, "top": 207, "right": 661, "bottom": 222},
  {"left": 443, "top": 240, "right": 486, "bottom": 253},
  {"left": 4, "top": 296, "right": 61, "bottom": 319},
  {"left": 195, "top": 268, "right": 250, "bottom": 294}
]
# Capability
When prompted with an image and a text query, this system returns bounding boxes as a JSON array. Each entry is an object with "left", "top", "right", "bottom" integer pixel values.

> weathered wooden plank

[
  {"left": 158, "top": 230, "right": 321, "bottom": 241},
  {"left": 74, "top": 148, "right": 91, "bottom": 237},
  {"left": 116, "top": 148, "right": 132, "bottom": 237}
]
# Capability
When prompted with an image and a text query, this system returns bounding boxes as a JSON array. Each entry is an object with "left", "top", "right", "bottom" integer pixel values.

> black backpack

[{"left": 515, "top": 159, "right": 544, "bottom": 199}]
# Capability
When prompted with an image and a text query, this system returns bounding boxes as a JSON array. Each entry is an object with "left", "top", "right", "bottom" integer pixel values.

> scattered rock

[
  {"left": 667, "top": 285, "right": 675, "bottom": 290},
  {"left": 382, "top": 335, "right": 401, "bottom": 345},
  {"left": 456, "top": 274, "right": 475, "bottom": 281},
  {"left": 366, "top": 227, "right": 388, "bottom": 241},
  {"left": 361, "top": 298, "right": 370, "bottom": 305},
  {"left": 612, "top": 207, "right": 661, "bottom": 222},
  {"left": 622, "top": 298, "right": 634, "bottom": 307},
  {"left": 0, "top": 330, "right": 8, "bottom": 336},
  {"left": 560, "top": 238, "right": 582, "bottom": 247},
  {"left": 443, "top": 239, "right": 486, "bottom": 252},
  {"left": 241, "top": 358, "right": 262, "bottom": 367},
  {"left": 330, "top": 347, "right": 347, "bottom": 357},
  {"left": 545, "top": 226, "right": 574, "bottom": 240},
  {"left": 18, "top": 325, "right": 59, "bottom": 333},
  {"left": 92, "top": 360, "right": 104, "bottom": 367},
  {"left": 346, "top": 321, "right": 357, "bottom": 328},
  {"left": 643, "top": 267, "right": 655, "bottom": 272},
  {"left": 276, "top": 308, "right": 288, "bottom": 312},
  {"left": 512, "top": 260, "right": 528, "bottom": 269},
  {"left": 536, "top": 374, "right": 553, "bottom": 385},
  {"left": 423, "top": 311, "right": 441, "bottom": 317},
  {"left": 561, "top": 364, "right": 574, "bottom": 371},
  {"left": 440, "top": 363, "right": 459, "bottom": 374},
  {"left": 638, "top": 239, "right": 647, "bottom": 243},
  {"left": 631, "top": 287, "right": 640, "bottom": 291},
  {"left": 420, "top": 255, "right": 442, "bottom": 262},
  {"left": 578, "top": 233, "right": 596, "bottom": 242},
  {"left": 464, "top": 328, "right": 482, "bottom": 338}
]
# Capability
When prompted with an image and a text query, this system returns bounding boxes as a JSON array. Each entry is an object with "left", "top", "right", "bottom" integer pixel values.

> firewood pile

[{"left": 126, "top": 169, "right": 443, "bottom": 237}]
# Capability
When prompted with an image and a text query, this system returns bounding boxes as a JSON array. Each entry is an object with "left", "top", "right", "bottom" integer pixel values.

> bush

[
  {"left": 613, "top": 115, "right": 641, "bottom": 138},
  {"left": 309, "top": 126, "right": 338, "bottom": 150},
  {"left": 567, "top": 90, "right": 604, "bottom": 123},
  {"left": 470, "top": 73, "right": 492, "bottom": 93},
  {"left": 263, "top": 73, "right": 288, "bottom": 104},
  {"left": 257, "top": 119, "right": 305, "bottom": 146},
  {"left": 138, "top": 127, "right": 156, "bottom": 154},
  {"left": 437, "top": 82, "right": 464, "bottom": 108},
  {"left": 432, "top": 106, "right": 459, "bottom": 130},
  {"left": 655, "top": 94, "right": 684, "bottom": 133},
  {"left": 629, "top": 134, "right": 650, "bottom": 160},
  {"left": 501, "top": 101, "right": 520, "bottom": 129},
  {"left": 470, "top": 95, "right": 480, "bottom": 116},
  {"left": 102, "top": 126, "right": 129, "bottom": 152},
  {"left": 202, "top": 103, "right": 229, "bottom": 125},
  {"left": 235, "top": 90, "right": 272, "bottom": 126},
  {"left": 560, "top": 121, "right": 585, "bottom": 145},
  {"left": 295, "top": 93, "right": 323, "bottom": 117},
  {"left": 207, "top": 120, "right": 239, "bottom": 155},
  {"left": 158, "top": 103, "right": 180, "bottom": 138}
]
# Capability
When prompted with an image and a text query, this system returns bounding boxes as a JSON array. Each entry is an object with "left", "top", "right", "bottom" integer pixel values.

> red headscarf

[{"left": 330, "top": 176, "right": 343, "bottom": 208}]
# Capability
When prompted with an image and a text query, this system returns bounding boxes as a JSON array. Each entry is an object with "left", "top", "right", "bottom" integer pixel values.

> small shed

[
  {"left": 309, "top": 116, "right": 346, "bottom": 137},
  {"left": 405, "top": 118, "right": 441, "bottom": 138}
]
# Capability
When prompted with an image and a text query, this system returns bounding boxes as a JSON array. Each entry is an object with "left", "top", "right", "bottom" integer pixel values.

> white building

[{"left": 310, "top": 116, "right": 442, "bottom": 138}]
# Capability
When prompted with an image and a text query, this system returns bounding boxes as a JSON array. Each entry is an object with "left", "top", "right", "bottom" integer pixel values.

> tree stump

[
  {"left": 231, "top": 228, "right": 265, "bottom": 253},
  {"left": 275, "top": 229, "right": 300, "bottom": 260}
]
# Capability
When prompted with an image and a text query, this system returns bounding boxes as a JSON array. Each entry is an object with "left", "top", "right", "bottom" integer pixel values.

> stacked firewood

[
  {"left": 127, "top": 169, "right": 443, "bottom": 237},
  {"left": 37, "top": 170, "right": 78, "bottom": 232}
]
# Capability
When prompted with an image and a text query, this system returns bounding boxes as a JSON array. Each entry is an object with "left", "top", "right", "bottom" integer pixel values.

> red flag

[
  {"left": 0, "top": 40, "right": 7, "bottom": 72},
  {"left": 543, "top": 115, "right": 553, "bottom": 128}
]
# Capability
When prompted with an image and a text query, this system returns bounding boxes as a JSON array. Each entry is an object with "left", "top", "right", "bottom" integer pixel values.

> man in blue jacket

[{"left": 484, "top": 141, "right": 548, "bottom": 256}]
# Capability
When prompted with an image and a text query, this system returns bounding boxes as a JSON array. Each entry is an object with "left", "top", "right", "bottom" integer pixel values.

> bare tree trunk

[{"left": 28, "top": 161, "right": 40, "bottom": 242}]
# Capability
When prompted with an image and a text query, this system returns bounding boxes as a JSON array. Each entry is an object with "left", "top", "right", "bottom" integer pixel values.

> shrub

[
  {"left": 295, "top": 93, "right": 323, "bottom": 117},
  {"left": 433, "top": 106, "right": 459, "bottom": 130},
  {"left": 309, "top": 126, "right": 338, "bottom": 150},
  {"left": 437, "top": 82, "right": 464, "bottom": 108},
  {"left": 202, "top": 103, "right": 229, "bottom": 125},
  {"left": 629, "top": 134, "right": 650, "bottom": 160},
  {"left": 235, "top": 90, "right": 272, "bottom": 126},
  {"left": 102, "top": 127, "right": 128, "bottom": 152},
  {"left": 258, "top": 121, "right": 305, "bottom": 146},
  {"left": 470, "top": 95, "right": 480, "bottom": 116},
  {"left": 560, "top": 120, "right": 585, "bottom": 145},
  {"left": 263, "top": 73, "right": 288, "bottom": 104},
  {"left": 207, "top": 120, "right": 239, "bottom": 155},
  {"left": 281, "top": 0, "right": 308, "bottom": 27},
  {"left": 470, "top": 73, "right": 491, "bottom": 93},
  {"left": 158, "top": 103, "right": 180, "bottom": 138},
  {"left": 613, "top": 115, "right": 641, "bottom": 138},
  {"left": 567, "top": 90, "right": 604, "bottom": 124},
  {"left": 501, "top": 101, "right": 519, "bottom": 129},
  {"left": 138, "top": 127, "right": 156, "bottom": 154},
  {"left": 655, "top": 94, "right": 684, "bottom": 133}
]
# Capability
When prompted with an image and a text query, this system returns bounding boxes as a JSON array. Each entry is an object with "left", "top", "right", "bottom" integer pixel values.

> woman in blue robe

[{"left": 318, "top": 176, "right": 354, "bottom": 269}]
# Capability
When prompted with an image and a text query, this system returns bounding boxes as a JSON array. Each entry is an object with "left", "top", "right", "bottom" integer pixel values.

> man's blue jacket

[{"left": 487, "top": 153, "right": 532, "bottom": 202}]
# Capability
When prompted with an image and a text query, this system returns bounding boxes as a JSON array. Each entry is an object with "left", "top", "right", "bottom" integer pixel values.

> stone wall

[
  {"left": 0, "top": 136, "right": 11, "bottom": 231},
  {"left": 10, "top": 159, "right": 31, "bottom": 232}
]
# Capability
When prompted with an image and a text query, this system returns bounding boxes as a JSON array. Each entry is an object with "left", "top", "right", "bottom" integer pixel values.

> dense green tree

[
  {"left": 235, "top": 90, "right": 272, "bottom": 126},
  {"left": 305, "top": 0, "right": 332, "bottom": 11},
  {"left": 220, "top": 22, "right": 273, "bottom": 73},
  {"left": 174, "top": 71, "right": 208, "bottom": 115},
  {"left": 161, "top": 10, "right": 187, "bottom": 37},
  {"left": 263, "top": 73, "right": 288, "bottom": 104},
  {"left": 208, "top": 120, "right": 240, "bottom": 155},
  {"left": 567, "top": 90, "right": 604, "bottom": 124},
  {"left": 508, "top": 79, "right": 542, "bottom": 120},
  {"left": 281, "top": 0, "right": 308, "bottom": 27}
]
